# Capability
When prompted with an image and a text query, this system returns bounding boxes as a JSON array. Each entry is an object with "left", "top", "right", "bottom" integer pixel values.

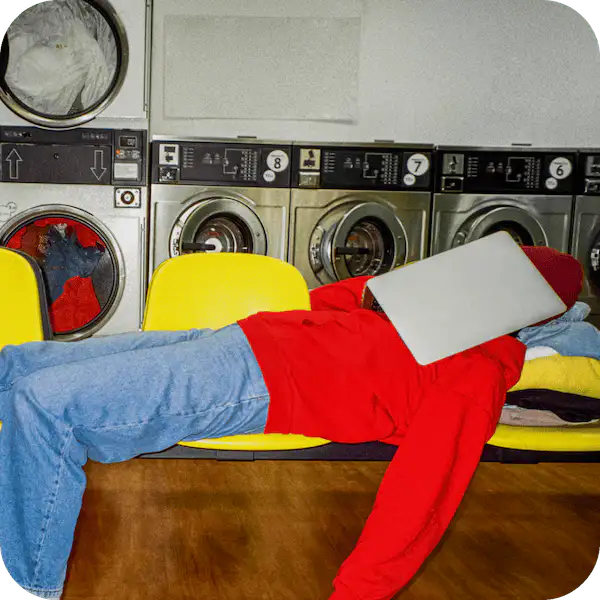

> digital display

[{"left": 119, "top": 136, "right": 138, "bottom": 148}]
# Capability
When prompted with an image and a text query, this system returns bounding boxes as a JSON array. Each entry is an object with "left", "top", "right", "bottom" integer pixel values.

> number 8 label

[
  {"left": 267, "top": 150, "right": 289, "bottom": 173},
  {"left": 407, "top": 153, "right": 430, "bottom": 177},
  {"left": 549, "top": 157, "right": 572, "bottom": 180}
]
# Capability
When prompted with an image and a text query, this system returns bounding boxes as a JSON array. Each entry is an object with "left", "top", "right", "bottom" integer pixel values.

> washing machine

[
  {"left": 150, "top": 138, "right": 292, "bottom": 275},
  {"left": 0, "top": 125, "right": 148, "bottom": 341},
  {"left": 571, "top": 152, "right": 600, "bottom": 314},
  {"left": 431, "top": 147, "right": 576, "bottom": 256},
  {"left": 0, "top": 0, "right": 149, "bottom": 129},
  {"left": 288, "top": 143, "right": 433, "bottom": 289}
]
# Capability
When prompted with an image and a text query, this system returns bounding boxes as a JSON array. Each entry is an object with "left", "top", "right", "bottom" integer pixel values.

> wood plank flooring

[{"left": 62, "top": 459, "right": 600, "bottom": 600}]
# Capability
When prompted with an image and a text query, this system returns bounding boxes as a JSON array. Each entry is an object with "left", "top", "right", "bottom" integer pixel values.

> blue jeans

[{"left": 0, "top": 324, "right": 270, "bottom": 599}]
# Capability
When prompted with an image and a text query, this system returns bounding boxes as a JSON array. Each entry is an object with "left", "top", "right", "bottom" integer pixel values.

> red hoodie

[
  {"left": 238, "top": 246, "right": 583, "bottom": 600},
  {"left": 238, "top": 275, "right": 526, "bottom": 600}
]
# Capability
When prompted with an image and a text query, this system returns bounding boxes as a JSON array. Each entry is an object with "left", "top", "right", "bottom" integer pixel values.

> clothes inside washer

[
  {"left": 6, "top": 218, "right": 108, "bottom": 334},
  {"left": 4, "top": 0, "right": 117, "bottom": 116},
  {"left": 505, "top": 389, "right": 600, "bottom": 423}
]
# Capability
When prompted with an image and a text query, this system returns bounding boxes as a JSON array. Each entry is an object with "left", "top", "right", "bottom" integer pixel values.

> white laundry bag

[{"left": 4, "top": 0, "right": 118, "bottom": 116}]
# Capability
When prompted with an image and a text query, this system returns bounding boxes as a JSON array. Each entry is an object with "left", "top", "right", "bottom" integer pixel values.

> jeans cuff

[{"left": 21, "top": 585, "right": 63, "bottom": 599}]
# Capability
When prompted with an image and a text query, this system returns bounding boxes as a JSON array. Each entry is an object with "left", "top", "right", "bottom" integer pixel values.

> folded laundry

[
  {"left": 499, "top": 405, "right": 598, "bottom": 427},
  {"left": 524, "top": 346, "right": 558, "bottom": 361},
  {"left": 505, "top": 389, "right": 600, "bottom": 422},
  {"left": 518, "top": 302, "right": 600, "bottom": 360}
]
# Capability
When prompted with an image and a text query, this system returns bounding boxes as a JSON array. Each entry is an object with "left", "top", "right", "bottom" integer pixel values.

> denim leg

[
  {"left": 0, "top": 324, "right": 269, "bottom": 598},
  {"left": 0, "top": 329, "right": 212, "bottom": 389}
]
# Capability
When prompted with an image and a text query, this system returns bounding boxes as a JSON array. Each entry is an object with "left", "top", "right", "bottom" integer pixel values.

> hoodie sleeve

[
  {"left": 328, "top": 337, "right": 525, "bottom": 600},
  {"left": 309, "top": 276, "right": 373, "bottom": 312}
]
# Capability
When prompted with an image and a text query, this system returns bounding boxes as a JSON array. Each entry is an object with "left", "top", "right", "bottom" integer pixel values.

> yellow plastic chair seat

[{"left": 143, "top": 253, "right": 330, "bottom": 452}]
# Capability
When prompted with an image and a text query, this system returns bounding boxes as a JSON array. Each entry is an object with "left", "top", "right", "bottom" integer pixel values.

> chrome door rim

[
  {"left": 0, "top": 0, "right": 129, "bottom": 129},
  {"left": 453, "top": 206, "right": 548, "bottom": 247},
  {"left": 169, "top": 197, "right": 267, "bottom": 257},
  {"left": 0, "top": 204, "right": 125, "bottom": 341}
]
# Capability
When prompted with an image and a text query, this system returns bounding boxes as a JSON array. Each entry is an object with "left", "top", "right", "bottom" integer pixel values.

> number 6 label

[
  {"left": 549, "top": 157, "right": 572, "bottom": 180},
  {"left": 407, "top": 153, "right": 430, "bottom": 176}
]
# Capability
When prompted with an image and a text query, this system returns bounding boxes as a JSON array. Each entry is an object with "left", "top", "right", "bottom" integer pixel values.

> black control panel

[
  {"left": 152, "top": 141, "right": 292, "bottom": 187},
  {"left": 578, "top": 153, "right": 600, "bottom": 195},
  {"left": 0, "top": 127, "right": 146, "bottom": 185},
  {"left": 436, "top": 148, "right": 576, "bottom": 195},
  {"left": 291, "top": 144, "right": 434, "bottom": 191}
]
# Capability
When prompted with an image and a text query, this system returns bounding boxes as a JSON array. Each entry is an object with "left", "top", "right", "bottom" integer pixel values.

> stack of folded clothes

[{"left": 501, "top": 302, "right": 600, "bottom": 427}]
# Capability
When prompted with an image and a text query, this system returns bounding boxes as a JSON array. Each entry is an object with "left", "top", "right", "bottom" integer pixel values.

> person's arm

[
  {"left": 309, "top": 276, "right": 372, "bottom": 312},
  {"left": 328, "top": 338, "right": 525, "bottom": 600}
]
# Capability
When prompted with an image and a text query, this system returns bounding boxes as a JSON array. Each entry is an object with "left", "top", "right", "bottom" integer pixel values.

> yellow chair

[
  {"left": 0, "top": 247, "right": 52, "bottom": 433},
  {"left": 0, "top": 247, "right": 52, "bottom": 350},
  {"left": 143, "top": 253, "right": 331, "bottom": 452}
]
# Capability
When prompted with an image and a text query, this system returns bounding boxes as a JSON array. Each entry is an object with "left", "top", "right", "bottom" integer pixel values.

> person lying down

[{"left": 0, "top": 246, "right": 583, "bottom": 600}]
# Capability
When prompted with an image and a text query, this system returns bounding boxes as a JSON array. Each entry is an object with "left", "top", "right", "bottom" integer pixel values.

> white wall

[{"left": 150, "top": 0, "right": 600, "bottom": 146}]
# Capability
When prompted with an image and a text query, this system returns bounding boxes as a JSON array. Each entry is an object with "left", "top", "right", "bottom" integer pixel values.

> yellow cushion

[
  {"left": 510, "top": 355, "right": 600, "bottom": 399},
  {"left": 143, "top": 253, "right": 331, "bottom": 452},
  {"left": 489, "top": 355, "right": 600, "bottom": 451}
]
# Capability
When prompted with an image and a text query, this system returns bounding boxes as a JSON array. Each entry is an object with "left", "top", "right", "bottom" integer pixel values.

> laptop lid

[{"left": 366, "top": 232, "right": 567, "bottom": 365}]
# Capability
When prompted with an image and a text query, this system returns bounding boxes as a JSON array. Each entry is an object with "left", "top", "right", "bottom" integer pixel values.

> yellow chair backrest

[
  {"left": 0, "top": 247, "right": 52, "bottom": 433},
  {"left": 143, "top": 253, "right": 331, "bottom": 452},
  {"left": 0, "top": 247, "right": 51, "bottom": 351}
]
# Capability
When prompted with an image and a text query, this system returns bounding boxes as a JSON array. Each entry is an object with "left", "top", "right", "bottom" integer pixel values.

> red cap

[{"left": 521, "top": 246, "right": 583, "bottom": 325}]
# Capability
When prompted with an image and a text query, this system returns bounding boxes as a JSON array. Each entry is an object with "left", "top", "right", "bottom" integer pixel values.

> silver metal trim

[
  {"left": 151, "top": 135, "right": 292, "bottom": 145},
  {"left": 169, "top": 196, "right": 267, "bottom": 257},
  {"left": 436, "top": 145, "right": 579, "bottom": 153},
  {"left": 0, "top": 204, "right": 126, "bottom": 341},
  {"left": 0, "top": 0, "right": 130, "bottom": 129},
  {"left": 293, "top": 141, "right": 435, "bottom": 150}
]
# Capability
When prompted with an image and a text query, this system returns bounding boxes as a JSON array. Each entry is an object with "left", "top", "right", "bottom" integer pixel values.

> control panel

[
  {"left": 436, "top": 149, "right": 576, "bottom": 195},
  {"left": 578, "top": 153, "right": 600, "bottom": 195},
  {"left": 152, "top": 141, "right": 292, "bottom": 187},
  {"left": 0, "top": 127, "right": 146, "bottom": 186},
  {"left": 292, "top": 144, "right": 434, "bottom": 191}
]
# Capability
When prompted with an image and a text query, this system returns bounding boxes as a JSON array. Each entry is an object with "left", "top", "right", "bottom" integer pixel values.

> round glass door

[
  {"left": 0, "top": 0, "right": 128, "bottom": 128},
  {"left": 0, "top": 207, "right": 123, "bottom": 341},
  {"left": 311, "top": 201, "right": 407, "bottom": 284},
  {"left": 170, "top": 198, "right": 267, "bottom": 257},
  {"left": 453, "top": 206, "right": 548, "bottom": 248}
]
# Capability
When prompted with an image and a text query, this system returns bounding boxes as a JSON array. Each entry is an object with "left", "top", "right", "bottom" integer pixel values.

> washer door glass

[
  {"left": 312, "top": 202, "right": 407, "bottom": 283},
  {"left": 0, "top": 0, "right": 127, "bottom": 128},
  {"left": 1, "top": 212, "right": 121, "bottom": 340},
  {"left": 453, "top": 206, "right": 548, "bottom": 248},
  {"left": 171, "top": 198, "right": 267, "bottom": 257}
]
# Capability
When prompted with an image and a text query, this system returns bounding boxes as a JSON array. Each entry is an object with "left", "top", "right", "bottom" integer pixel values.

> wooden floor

[{"left": 62, "top": 459, "right": 600, "bottom": 600}]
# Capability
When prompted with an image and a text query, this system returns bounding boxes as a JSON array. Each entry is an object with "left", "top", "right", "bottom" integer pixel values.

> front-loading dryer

[
  {"left": 149, "top": 138, "right": 292, "bottom": 276},
  {"left": 289, "top": 143, "right": 433, "bottom": 289},
  {"left": 571, "top": 152, "right": 600, "bottom": 314},
  {"left": 431, "top": 147, "right": 575, "bottom": 255},
  {"left": 0, "top": 0, "right": 149, "bottom": 129},
  {"left": 0, "top": 125, "right": 147, "bottom": 341}
]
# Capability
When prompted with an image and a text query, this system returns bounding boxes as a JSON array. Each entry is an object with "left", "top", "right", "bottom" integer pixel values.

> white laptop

[{"left": 366, "top": 232, "right": 567, "bottom": 365}]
